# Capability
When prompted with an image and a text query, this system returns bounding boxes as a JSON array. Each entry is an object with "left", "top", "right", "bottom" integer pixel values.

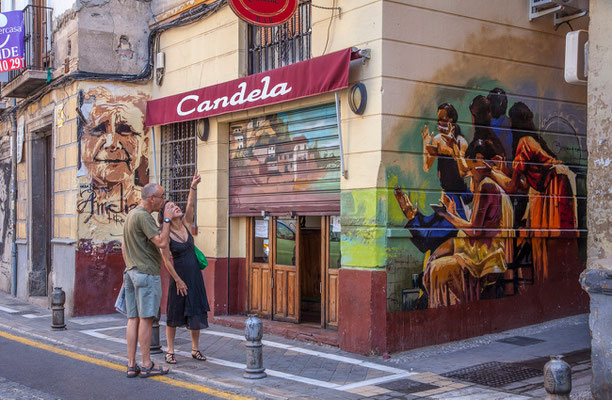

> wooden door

[
  {"left": 272, "top": 216, "right": 300, "bottom": 323},
  {"left": 247, "top": 217, "right": 272, "bottom": 317},
  {"left": 322, "top": 216, "right": 340, "bottom": 329}
]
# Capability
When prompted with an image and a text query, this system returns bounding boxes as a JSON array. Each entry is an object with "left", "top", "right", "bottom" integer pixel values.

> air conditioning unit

[
  {"left": 565, "top": 30, "right": 588, "bottom": 85},
  {"left": 529, "top": 0, "right": 588, "bottom": 25},
  {"left": 552, "top": 0, "right": 589, "bottom": 11}
]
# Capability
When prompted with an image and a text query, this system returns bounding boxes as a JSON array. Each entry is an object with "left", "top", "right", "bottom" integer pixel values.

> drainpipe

[{"left": 10, "top": 102, "right": 17, "bottom": 297}]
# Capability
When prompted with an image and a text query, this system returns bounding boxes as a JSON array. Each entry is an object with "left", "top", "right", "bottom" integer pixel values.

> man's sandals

[
  {"left": 126, "top": 364, "right": 141, "bottom": 378},
  {"left": 192, "top": 350, "right": 207, "bottom": 361},
  {"left": 140, "top": 362, "right": 169, "bottom": 378}
]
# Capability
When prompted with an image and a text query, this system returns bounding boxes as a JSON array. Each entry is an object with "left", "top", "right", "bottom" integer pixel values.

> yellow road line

[{"left": 0, "top": 329, "right": 253, "bottom": 400}]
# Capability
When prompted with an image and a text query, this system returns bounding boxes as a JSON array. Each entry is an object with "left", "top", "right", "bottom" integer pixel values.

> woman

[
  {"left": 422, "top": 139, "right": 514, "bottom": 308},
  {"left": 159, "top": 170, "right": 210, "bottom": 364},
  {"left": 490, "top": 102, "right": 578, "bottom": 283},
  {"left": 395, "top": 103, "right": 472, "bottom": 254}
]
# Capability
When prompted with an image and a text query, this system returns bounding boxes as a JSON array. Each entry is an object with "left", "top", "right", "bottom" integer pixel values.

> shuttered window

[{"left": 229, "top": 103, "right": 340, "bottom": 216}]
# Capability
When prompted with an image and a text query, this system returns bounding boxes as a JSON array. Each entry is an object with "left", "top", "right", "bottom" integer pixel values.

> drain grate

[
  {"left": 496, "top": 335, "right": 545, "bottom": 347},
  {"left": 379, "top": 378, "right": 438, "bottom": 394},
  {"left": 442, "top": 361, "right": 542, "bottom": 388}
]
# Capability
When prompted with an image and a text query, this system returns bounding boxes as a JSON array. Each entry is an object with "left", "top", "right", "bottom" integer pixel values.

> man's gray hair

[{"left": 141, "top": 183, "right": 159, "bottom": 200}]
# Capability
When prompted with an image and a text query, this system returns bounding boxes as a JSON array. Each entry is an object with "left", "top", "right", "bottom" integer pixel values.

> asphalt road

[{"left": 0, "top": 335, "right": 238, "bottom": 400}]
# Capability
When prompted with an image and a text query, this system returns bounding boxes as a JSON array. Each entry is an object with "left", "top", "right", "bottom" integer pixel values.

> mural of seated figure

[
  {"left": 394, "top": 103, "right": 472, "bottom": 254},
  {"left": 422, "top": 139, "right": 514, "bottom": 308}
]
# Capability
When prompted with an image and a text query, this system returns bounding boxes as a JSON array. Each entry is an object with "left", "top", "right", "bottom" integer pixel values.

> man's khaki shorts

[{"left": 124, "top": 269, "right": 161, "bottom": 319}]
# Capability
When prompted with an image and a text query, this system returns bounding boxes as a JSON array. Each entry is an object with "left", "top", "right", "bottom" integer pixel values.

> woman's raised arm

[{"left": 183, "top": 169, "right": 201, "bottom": 228}]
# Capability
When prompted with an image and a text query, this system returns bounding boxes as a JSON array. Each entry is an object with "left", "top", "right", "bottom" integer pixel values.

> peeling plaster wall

[
  {"left": 0, "top": 125, "right": 13, "bottom": 293},
  {"left": 75, "top": 0, "right": 153, "bottom": 75},
  {"left": 584, "top": 0, "right": 612, "bottom": 398},
  {"left": 587, "top": 0, "right": 612, "bottom": 270}
]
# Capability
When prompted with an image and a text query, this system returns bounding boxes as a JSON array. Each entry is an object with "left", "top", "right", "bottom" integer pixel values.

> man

[{"left": 122, "top": 183, "right": 178, "bottom": 378}]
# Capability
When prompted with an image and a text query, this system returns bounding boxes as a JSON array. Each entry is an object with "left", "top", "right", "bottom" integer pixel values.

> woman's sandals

[
  {"left": 192, "top": 350, "right": 207, "bottom": 361},
  {"left": 165, "top": 352, "right": 177, "bottom": 364}
]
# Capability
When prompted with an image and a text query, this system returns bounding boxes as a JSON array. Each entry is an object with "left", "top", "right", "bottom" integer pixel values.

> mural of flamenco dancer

[{"left": 394, "top": 103, "right": 472, "bottom": 254}]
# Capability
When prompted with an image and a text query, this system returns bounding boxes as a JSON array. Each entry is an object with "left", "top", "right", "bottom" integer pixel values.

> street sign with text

[{"left": 0, "top": 11, "right": 24, "bottom": 73}]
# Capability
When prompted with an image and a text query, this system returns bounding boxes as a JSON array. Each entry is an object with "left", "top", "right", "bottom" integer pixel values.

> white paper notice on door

[
  {"left": 255, "top": 220, "right": 269, "bottom": 238},
  {"left": 331, "top": 216, "right": 341, "bottom": 233}
]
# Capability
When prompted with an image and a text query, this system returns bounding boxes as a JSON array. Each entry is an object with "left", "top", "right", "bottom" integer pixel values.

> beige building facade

[{"left": 0, "top": 0, "right": 590, "bottom": 356}]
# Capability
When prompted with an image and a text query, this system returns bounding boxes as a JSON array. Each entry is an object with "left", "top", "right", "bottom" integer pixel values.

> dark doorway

[
  {"left": 299, "top": 216, "right": 321, "bottom": 324},
  {"left": 29, "top": 133, "right": 52, "bottom": 296}
]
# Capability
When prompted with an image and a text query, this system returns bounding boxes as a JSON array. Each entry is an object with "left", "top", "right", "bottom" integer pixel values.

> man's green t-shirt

[{"left": 123, "top": 205, "right": 162, "bottom": 275}]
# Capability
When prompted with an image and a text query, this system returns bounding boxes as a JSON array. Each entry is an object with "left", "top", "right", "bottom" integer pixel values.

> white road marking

[
  {"left": 336, "top": 372, "right": 416, "bottom": 390},
  {"left": 0, "top": 305, "right": 18, "bottom": 313},
  {"left": 69, "top": 316, "right": 123, "bottom": 325},
  {"left": 22, "top": 314, "right": 51, "bottom": 319},
  {"left": 80, "top": 329, "right": 131, "bottom": 345},
  {"left": 80, "top": 325, "right": 416, "bottom": 391}
]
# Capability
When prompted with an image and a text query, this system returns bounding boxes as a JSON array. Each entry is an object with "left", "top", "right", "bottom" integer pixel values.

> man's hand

[{"left": 163, "top": 201, "right": 174, "bottom": 217}]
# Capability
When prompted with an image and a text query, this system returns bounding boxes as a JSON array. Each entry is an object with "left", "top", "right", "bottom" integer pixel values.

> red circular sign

[{"left": 228, "top": 0, "right": 298, "bottom": 26}]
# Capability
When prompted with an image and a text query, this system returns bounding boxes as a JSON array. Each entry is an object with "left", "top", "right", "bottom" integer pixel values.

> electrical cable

[
  {"left": 1, "top": 0, "right": 227, "bottom": 119},
  {"left": 321, "top": 0, "right": 337, "bottom": 56}
]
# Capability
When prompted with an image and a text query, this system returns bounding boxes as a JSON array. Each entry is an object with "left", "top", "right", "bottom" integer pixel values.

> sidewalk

[{"left": 0, "top": 292, "right": 592, "bottom": 399}]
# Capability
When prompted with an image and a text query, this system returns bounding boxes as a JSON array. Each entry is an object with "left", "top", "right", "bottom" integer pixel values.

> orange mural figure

[
  {"left": 78, "top": 86, "right": 150, "bottom": 226},
  {"left": 490, "top": 102, "right": 578, "bottom": 283},
  {"left": 422, "top": 139, "right": 513, "bottom": 308}
]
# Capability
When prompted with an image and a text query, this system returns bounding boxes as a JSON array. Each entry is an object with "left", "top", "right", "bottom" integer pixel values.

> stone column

[{"left": 581, "top": 1, "right": 612, "bottom": 398}]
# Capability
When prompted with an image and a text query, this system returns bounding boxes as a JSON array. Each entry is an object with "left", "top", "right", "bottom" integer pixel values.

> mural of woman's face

[
  {"left": 437, "top": 109, "right": 451, "bottom": 134},
  {"left": 81, "top": 87, "right": 149, "bottom": 186}
]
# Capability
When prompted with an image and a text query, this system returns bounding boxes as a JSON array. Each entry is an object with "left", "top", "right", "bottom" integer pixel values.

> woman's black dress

[{"left": 166, "top": 230, "right": 210, "bottom": 330}]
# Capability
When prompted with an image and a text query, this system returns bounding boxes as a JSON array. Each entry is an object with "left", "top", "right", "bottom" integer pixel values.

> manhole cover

[
  {"left": 496, "top": 336, "right": 545, "bottom": 346},
  {"left": 379, "top": 378, "right": 438, "bottom": 394},
  {"left": 442, "top": 361, "right": 541, "bottom": 387}
]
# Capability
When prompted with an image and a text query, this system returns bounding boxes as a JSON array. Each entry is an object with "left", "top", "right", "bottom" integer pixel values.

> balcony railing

[{"left": 7, "top": 4, "right": 53, "bottom": 83}]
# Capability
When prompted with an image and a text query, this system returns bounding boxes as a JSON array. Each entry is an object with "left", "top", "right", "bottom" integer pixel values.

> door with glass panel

[
  {"left": 247, "top": 217, "right": 272, "bottom": 317},
  {"left": 322, "top": 216, "right": 340, "bottom": 328},
  {"left": 272, "top": 216, "right": 301, "bottom": 323}
]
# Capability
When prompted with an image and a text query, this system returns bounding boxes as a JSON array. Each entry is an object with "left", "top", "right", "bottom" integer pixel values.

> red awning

[{"left": 145, "top": 48, "right": 352, "bottom": 127}]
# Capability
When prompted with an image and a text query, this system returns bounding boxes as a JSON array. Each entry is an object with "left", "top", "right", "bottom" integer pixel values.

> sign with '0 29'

[
  {"left": 228, "top": 0, "right": 298, "bottom": 26},
  {"left": 0, "top": 11, "right": 24, "bottom": 73}
]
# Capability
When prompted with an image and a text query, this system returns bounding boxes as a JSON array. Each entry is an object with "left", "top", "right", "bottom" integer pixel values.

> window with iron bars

[
  {"left": 248, "top": 0, "right": 311, "bottom": 75},
  {"left": 160, "top": 121, "right": 197, "bottom": 214}
]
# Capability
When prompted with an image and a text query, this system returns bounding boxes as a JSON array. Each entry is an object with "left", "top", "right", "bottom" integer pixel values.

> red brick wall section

[
  {"left": 338, "top": 268, "right": 388, "bottom": 355},
  {"left": 386, "top": 277, "right": 589, "bottom": 353},
  {"left": 73, "top": 239, "right": 125, "bottom": 316}
]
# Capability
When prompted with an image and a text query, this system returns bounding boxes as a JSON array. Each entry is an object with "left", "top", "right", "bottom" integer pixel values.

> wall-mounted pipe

[
  {"left": 10, "top": 102, "right": 17, "bottom": 296},
  {"left": 334, "top": 92, "right": 347, "bottom": 178}
]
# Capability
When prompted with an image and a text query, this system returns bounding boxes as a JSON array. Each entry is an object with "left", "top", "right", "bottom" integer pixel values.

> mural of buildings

[{"left": 0, "top": 0, "right": 591, "bottom": 359}]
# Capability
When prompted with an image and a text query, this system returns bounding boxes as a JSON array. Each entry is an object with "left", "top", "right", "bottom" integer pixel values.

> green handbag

[{"left": 194, "top": 245, "right": 208, "bottom": 270}]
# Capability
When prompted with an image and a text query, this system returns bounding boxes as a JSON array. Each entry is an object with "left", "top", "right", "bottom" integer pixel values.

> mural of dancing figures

[{"left": 387, "top": 86, "right": 585, "bottom": 312}]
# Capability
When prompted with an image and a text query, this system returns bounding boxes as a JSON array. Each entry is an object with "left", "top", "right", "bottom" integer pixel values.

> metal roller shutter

[{"left": 229, "top": 103, "right": 340, "bottom": 216}]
